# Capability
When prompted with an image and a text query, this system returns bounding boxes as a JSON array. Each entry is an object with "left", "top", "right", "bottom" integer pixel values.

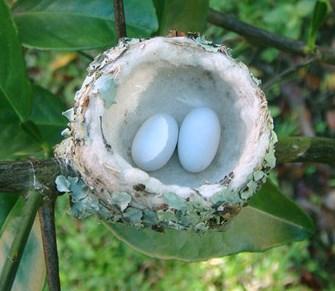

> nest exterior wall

[{"left": 55, "top": 36, "right": 277, "bottom": 231}]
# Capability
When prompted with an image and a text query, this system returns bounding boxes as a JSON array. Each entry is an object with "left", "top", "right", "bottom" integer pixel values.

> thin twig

[
  {"left": 208, "top": 8, "right": 305, "bottom": 53},
  {"left": 263, "top": 57, "right": 318, "bottom": 91},
  {"left": 207, "top": 8, "right": 335, "bottom": 65},
  {"left": 113, "top": 0, "right": 127, "bottom": 39},
  {"left": 39, "top": 198, "right": 61, "bottom": 291},
  {"left": 0, "top": 191, "right": 42, "bottom": 291}
]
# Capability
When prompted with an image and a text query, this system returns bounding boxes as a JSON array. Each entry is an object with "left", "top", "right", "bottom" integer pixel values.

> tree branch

[
  {"left": 275, "top": 136, "right": 335, "bottom": 164},
  {"left": 39, "top": 198, "right": 61, "bottom": 291},
  {"left": 207, "top": 8, "right": 335, "bottom": 65},
  {"left": 0, "top": 190, "right": 42, "bottom": 291},
  {"left": 113, "top": 0, "right": 127, "bottom": 39},
  {"left": 0, "top": 159, "right": 60, "bottom": 193},
  {"left": 0, "top": 136, "right": 334, "bottom": 193}
]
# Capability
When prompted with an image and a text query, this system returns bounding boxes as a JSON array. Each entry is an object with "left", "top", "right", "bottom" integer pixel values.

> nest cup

[{"left": 55, "top": 36, "right": 277, "bottom": 232}]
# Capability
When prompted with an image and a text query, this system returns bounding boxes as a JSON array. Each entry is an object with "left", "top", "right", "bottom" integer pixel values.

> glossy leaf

[
  {"left": 0, "top": 0, "right": 32, "bottom": 121},
  {"left": 0, "top": 198, "right": 45, "bottom": 291},
  {"left": 155, "top": 0, "right": 209, "bottom": 35},
  {"left": 13, "top": 0, "right": 159, "bottom": 50},
  {"left": 307, "top": 0, "right": 329, "bottom": 50},
  {"left": 107, "top": 181, "right": 314, "bottom": 261}
]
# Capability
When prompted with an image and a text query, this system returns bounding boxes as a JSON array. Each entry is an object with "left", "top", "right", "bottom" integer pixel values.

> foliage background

[{"left": 1, "top": 0, "right": 335, "bottom": 290}]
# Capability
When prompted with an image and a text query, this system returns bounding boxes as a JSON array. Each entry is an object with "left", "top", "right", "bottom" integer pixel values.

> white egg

[
  {"left": 131, "top": 113, "right": 178, "bottom": 171},
  {"left": 178, "top": 107, "right": 221, "bottom": 173}
]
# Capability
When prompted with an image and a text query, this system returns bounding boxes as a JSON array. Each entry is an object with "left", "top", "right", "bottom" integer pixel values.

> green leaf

[
  {"left": 248, "top": 180, "right": 314, "bottom": 231},
  {"left": 0, "top": 194, "right": 18, "bottom": 229},
  {"left": 13, "top": 0, "right": 159, "bottom": 50},
  {"left": 30, "top": 85, "right": 67, "bottom": 146},
  {"left": 155, "top": 0, "right": 209, "bottom": 35},
  {"left": 307, "top": 0, "right": 329, "bottom": 50},
  {"left": 31, "top": 85, "right": 67, "bottom": 127},
  {"left": 0, "top": 0, "right": 32, "bottom": 122},
  {"left": 0, "top": 121, "right": 41, "bottom": 160},
  {"left": 107, "top": 181, "right": 314, "bottom": 261},
  {"left": 0, "top": 94, "right": 41, "bottom": 160},
  {"left": 21, "top": 120, "right": 43, "bottom": 144},
  {"left": 0, "top": 85, "right": 66, "bottom": 158},
  {"left": 0, "top": 198, "right": 46, "bottom": 291},
  {"left": 153, "top": 0, "right": 164, "bottom": 23}
]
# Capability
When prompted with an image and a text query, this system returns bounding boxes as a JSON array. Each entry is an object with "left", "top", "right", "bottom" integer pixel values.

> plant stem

[
  {"left": 0, "top": 159, "right": 60, "bottom": 193},
  {"left": 207, "top": 8, "right": 335, "bottom": 65},
  {"left": 113, "top": 0, "right": 127, "bottom": 39},
  {"left": 0, "top": 136, "right": 333, "bottom": 193},
  {"left": 0, "top": 190, "right": 42, "bottom": 291},
  {"left": 39, "top": 198, "right": 61, "bottom": 291},
  {"left": 276, "top": 136, "right": 335, "bottom": 164}
]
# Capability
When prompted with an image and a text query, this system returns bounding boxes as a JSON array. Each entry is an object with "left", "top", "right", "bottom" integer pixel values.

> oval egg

[
  {"left": 131, "top": 113, "right": 178, "bottom": 171},
  {"left": 178, "top": 107, "right": 221, "bottom": 173}
]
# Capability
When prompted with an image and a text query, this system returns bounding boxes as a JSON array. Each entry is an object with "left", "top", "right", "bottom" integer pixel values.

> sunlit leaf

[
  {"left": 13, "top": 0, "right": 159, "bottom": 50},
  {"left": 107, "top": 181, "right": 314, "bottom": 261},
  {"left": 0, "top": 0, "right": 32, "bottom": 121}
]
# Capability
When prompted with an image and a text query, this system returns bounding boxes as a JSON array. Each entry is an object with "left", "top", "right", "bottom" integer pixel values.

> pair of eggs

[{"left": 131, "top": 107, "right": 221, "bottom": 173}]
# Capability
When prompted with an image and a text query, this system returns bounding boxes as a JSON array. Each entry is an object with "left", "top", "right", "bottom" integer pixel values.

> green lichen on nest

[
  {"left": 55, "top": 128, "right": 276, "bottom": 231},
  {"left": 55, "top": 36, "right": 277, "bottom": 232},
  {"left": 55, "top": 174, "right": 242, "bottom": 231}
]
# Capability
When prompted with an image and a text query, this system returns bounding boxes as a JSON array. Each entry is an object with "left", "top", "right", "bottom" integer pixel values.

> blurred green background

[{"left": 18, "top": 0, "right": 335, "bottom": 289}]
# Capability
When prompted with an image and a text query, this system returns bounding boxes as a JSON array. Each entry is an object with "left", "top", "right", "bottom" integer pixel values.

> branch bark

[
  {"left": 113, "top": 0, "right": 127, "bottom": 39},
  {"left": 39, "top": 198, "right": 61, "bottom": 291},
  {"left": 207, "top": 8, "right": 335, "bottom": 65},
  {"left": 275, "top": 136, "right": 335, "bottom": 164},
  {"left": 0, "top": 137, "right": 334, "bottom": 193},
  {"left": 0, "top": 159, "right": 60, "bottom": 193}
]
